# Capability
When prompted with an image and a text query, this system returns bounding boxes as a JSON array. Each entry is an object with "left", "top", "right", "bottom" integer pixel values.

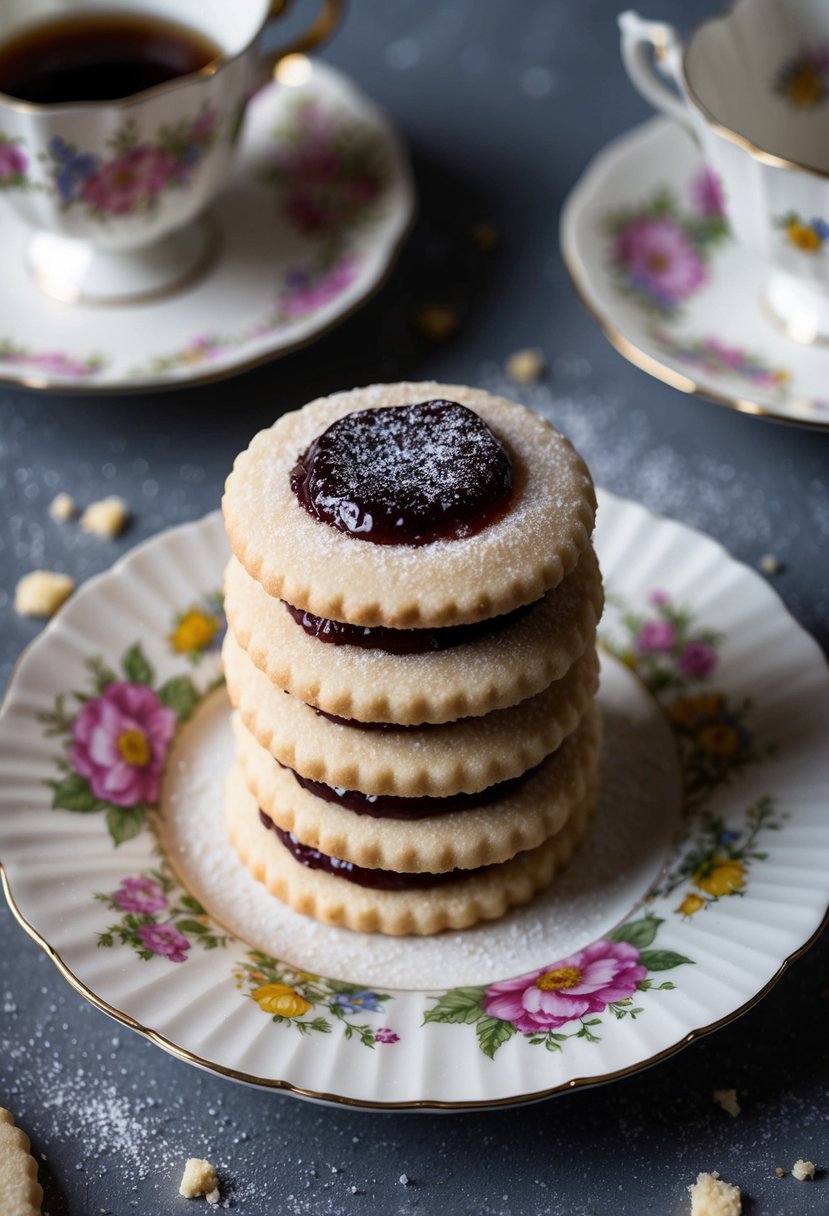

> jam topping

[
  {"left": 288, "top": 765, "right": 537, "bottom": 818},
  {"left": 260, "top": 811, "right": 472, "bottom": 889},
  {"left": 283, "top": 598, "right": 532, "bottom": 654},
  {"left": 289, "top": 400, "right": 513, "bottom": 546}
]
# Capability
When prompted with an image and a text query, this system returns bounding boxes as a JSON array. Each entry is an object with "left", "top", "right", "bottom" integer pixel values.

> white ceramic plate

[
  {"left": 0, "top": 61, "right": 414, "bottom": 393},
  {"left": 561, "top": 117, "right": 829, "bottom": 428},
  {"left": 1, "top": 492, "right": 828, "bottom": 1109}
]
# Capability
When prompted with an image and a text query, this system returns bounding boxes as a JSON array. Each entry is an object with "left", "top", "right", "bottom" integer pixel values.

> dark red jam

[
  {"left": 260, "top": 811, "right": 472, "bottom": 889},
  {"left": 282, "top": 598, "right": 532, "bottom": 654},
  {"left": 288, "top": 765, "right": 537, "bottom": 818},
  {"left": 289, "top": 400, "right": 513, "bottom": 546}
]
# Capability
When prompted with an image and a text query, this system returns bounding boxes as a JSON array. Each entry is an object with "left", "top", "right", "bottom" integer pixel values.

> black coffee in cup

[{"left": 0, "top": 11, "right": 221, "bottom": 104}]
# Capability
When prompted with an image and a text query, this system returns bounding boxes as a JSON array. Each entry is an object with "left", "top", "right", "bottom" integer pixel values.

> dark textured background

[{"left": 1, "top": 2, "right": 827, "bottom": 1213}]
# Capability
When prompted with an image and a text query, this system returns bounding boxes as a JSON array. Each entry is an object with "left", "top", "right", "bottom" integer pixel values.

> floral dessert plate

[
  {"left": 0, "top": 61, "right": 414, "bottom": 393},
  {"left": 1, "top": 491, "right": 828, "bottom": 1109},
  {"left": 561, "top": 117, "right": 829, "bottom": 428}
]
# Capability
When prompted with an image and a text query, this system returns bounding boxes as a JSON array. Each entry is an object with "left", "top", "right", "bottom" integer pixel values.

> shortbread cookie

[
  {"left": 223, "top": 629, "right": 599, "bottom": 795},
  {"left": 224, "top": 545, "right": 602, "bottom": 724},
  {"left": 0, "top": 1109, "right": 42, "bottom": 1216},
  {"left": 225, "top": 764, "right": 594, "bottom": 935},
  {"left": 233, "top": 704, "right": 601, "bottom": 871},
  {"left": 223, "top": 383, "right": 596, "bottom": 628}
]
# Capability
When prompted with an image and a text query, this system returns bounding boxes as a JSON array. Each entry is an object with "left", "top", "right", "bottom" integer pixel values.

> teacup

[
  {"left": 620, "top": 1, "right": 829, "bottom": 343},
  {"left": 0, "top": 0, "right": 341, "bottom": 305}
]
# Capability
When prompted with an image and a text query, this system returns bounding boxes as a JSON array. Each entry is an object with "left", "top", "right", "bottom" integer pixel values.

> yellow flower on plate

[
  {"left": 787, "top": 66, "right": 824, "bottom": 108},
  {"left": 693, "top": 857, "right": 746, "bottom": 897},
  {"left": 668, "top": 693, "right": 724, "bottom": 729},
  {"left": 787, "top": 220, "right": 822, "bottom": 252},
  {"left": 170, "top": 609, "right": 219, "bottom": 654},
  {"left": 676, "top": 893, "right": 705, "bottom": 917},
  {"left": 698, "top": 723, "right": 741, "bottom": 758},
  {"left": 251, "top": 983, "right": 311, "bottom": 1018}
]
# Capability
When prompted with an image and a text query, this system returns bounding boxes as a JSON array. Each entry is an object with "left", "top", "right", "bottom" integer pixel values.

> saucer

[
  {"left": 561, "top": 117, "right": 829, "bottom": 428},
  {"left": 0, "top": 61, "right": 414, "bottom": 394},
  {"left": 2, "top": 493, "right": 828, "bottom": 1108}
]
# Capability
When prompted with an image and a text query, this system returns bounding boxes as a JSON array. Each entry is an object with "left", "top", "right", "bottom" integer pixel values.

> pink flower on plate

[
  {"left": 701, "top": 337, "right": 745, "bottom": 370},
  {"left": 648, "top": 589, "right": 671, "bottom": 607},
  {"left": 483, "top": 941, "right": 647, "bottom": 1034},
  {"left": 615, "top": 216, "right": 706, "bottom": 306},
  {"left": 281, "top": 258, "right": 359, "bottom": 319},
  {"left": 113, "top": 876, "right": 167, "bottom": 915},
  {"left": 0, "top": 141, "right": 26, "bottom": 179},
  {"left": 636, "top": 617, "right": 676, "bottom": 652},
  {"left": 692, "top": 166, "right": 725, "bottom": 218},
  {"left": 677, "top": 639, "right": 717, "bottom": 678},
  {"left": 374, "top": 1027, "right": 399, "bottom": 1044},
  {"left": 70, "top": 682, "right": 176, "bottom": 807},
  {"left": 138, "top": 923, "right": 190, "bottom": 963},
  {"left": 81, "top": 146, "right": 176, "bottom": 215}
]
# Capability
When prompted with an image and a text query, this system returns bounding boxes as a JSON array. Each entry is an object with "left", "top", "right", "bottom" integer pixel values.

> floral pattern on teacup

[
  {"left": 775, "top": 211, "right": 829, "bottom": 253},
  {"left": 0, "top": 133, "right": 31, "bottom": 190},
  {"left": 47, "top": 104, "right": 221, "bottom": 219},
  {"left": 775, "top": 45, "right": 829, "bottom": 107},
  {"left": 604, "top": 169, "right": 728, "bottom": 317}
]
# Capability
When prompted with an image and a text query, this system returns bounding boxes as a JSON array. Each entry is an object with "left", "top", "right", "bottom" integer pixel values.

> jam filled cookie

[{"left": 223, "top": 382, "right": 597, "bottom": 628}]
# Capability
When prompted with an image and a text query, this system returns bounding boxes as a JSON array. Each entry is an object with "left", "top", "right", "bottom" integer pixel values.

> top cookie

[{"left": 223, "top": 382, "right": 597, "bottom": 628}]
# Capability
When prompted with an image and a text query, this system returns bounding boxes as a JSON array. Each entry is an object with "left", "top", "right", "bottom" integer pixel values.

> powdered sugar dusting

[{"left": 157, "top": 653, "right": 681, "bottom": 989}]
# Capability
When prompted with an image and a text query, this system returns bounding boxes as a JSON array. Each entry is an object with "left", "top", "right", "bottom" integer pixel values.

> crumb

[
  {"left": 758, "top": 554, "right": 782, "bottom": 575},
  {"left": 505, "top": 348, "right": 546, "bottom": 384},
  {"left": 792, "top": 1159, "right": 815, "bottom": 1181},
  {"left": 179, "top": 1158, "right": 220, "bottom": 1202},
  {"left": 399, "top": 1173, "right": 411, "bottom": 1186},
  {"left": 469, "top": 220, "right": 498, "bottom": 251},
  {"left": 712, "top": 1088, "right": 740, "bottom": 1118},
  {"left": 688, "top": 1170, "right": 741, "bottom": 1216},
  {"left": 80, "top": 496, "right": 129, "bottom": 538},
  {"left": 14, "top": 570, "right": 74, "bottom": 618},
  {"left": 48, "top": 492, "right": 77, "bottom": 522},
  {"left": 413, "top": 304, "right": 460, "bottom": 343},
  {"left": 774, "top": 1167, "right": 785, "bottom": 1178}
]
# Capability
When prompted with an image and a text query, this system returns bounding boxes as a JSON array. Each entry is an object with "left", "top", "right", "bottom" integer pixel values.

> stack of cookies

[{"left": 222, "top": 382, "right": 602, "bottom": 936}]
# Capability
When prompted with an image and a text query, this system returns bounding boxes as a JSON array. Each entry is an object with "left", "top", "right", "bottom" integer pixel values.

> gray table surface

[{"left": 2, "top": 2, "right": 828, "bottom": 1213}]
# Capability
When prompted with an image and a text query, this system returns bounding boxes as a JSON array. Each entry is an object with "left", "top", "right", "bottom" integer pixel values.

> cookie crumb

[
  {"left": 469, "top": 220, "right": 498, "bottom": 251},
  {"left": 14, "top": 570, "right": 74, "bottom": 618},
  {"left": 688, "top": 1170, "right": 741, "bottom": 1215},
  {"left": 399, "top": 1173, "right": 411, "bottom": 1186},
  {"left": 505, "top": 348, "right": 546, "bottom": 384},
  {"left": 80, "top": 496, "right": 129, "bottom": 539},
  {"left": 413, "top": 304, "right": 460, "bottom": 343},
  {"left": 792, "top": 1159, "right": 815, "bottom": 1181},
  {"left": 712, "top": 1088, "right": 740, "bottom": 1118},
  {"left": 179, "top": 1158, "right": 220, "bottom": 1202},
  {"left": 774, "top": 1167, "right": 785, "bottom": 1178},
  {"left": 49, "top": 492, "right": 77, "bottom": 522},
  {"left": 758, "top": 554, "right": 782, "bottom": 575}
]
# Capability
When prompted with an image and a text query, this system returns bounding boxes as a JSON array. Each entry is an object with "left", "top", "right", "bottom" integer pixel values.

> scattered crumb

[
  {"left": 469, "top": 220, "right": 498, "bottom": 251},
  {"left": 48, "top": 492, "right": 77, "bottom": 522},
  {"left": 712, "top": 1088, "right": 740, "bottom": 1118},
  {"left": 399, "top": 1173, "right": 411, "bottom": 1186},
  {"left": 774, "top": 1167, "right": 785, "bottom": 1178},
  {"left": 179, "top": 1158, "right": 220, "bottom": 1203},
  {"left": 505, "top": 347, "right": 547, "bottom": 384},
  {"left": 688, "top": 1170, "right": 741, "bottom": 1216},
  {"left": 14, "top": 570, "right": 74, "bottom": 618},
  {"left": 792, "top": 1159, "right": 815, "bottom": 1181},
  {"left": 758, "top": 553, "right": 782, "bottom": 575},
  {"left": 80, "top": 496, "right": 129, "bottom": 539},
  {"left": 413, "top": 304, "right": 460, "bottom": 343}
]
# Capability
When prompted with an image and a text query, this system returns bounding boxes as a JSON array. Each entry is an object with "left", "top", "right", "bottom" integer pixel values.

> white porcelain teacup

[
  {"left": 0, "top": 0, "right": 341, "bottom": 305},
  {"left": 620, "top": 0, "right": 829, "bottom": 343}
]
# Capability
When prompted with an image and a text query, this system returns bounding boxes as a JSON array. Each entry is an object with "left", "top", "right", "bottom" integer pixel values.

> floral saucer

[
  {"left": 0, "top": 62, "right": 414, "bottom": 393},
  {"left": 561, "top": 117, "right": 829, "bottom": 428},
  {"left": 1, "top": 492, "right": 828, "bottom": 1109}
]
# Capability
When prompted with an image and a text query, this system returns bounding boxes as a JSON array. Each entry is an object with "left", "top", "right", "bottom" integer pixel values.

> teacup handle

[
  {"left": 262, "top": 0, "right": 343, "bottom": 73},
  {"left": 618, "top": 11, "right": 692, "bottom": 133}
]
